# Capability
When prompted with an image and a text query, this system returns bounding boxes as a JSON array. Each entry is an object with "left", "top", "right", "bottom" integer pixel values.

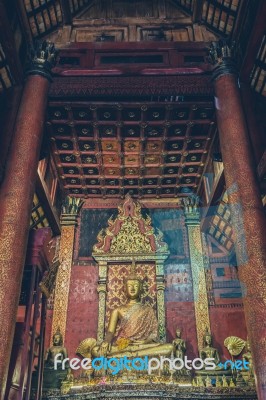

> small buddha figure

[
  {"left": 78, "top": 271, "right": 173, "bottom": 359},
  {"left": 200, "top": 330, "right": 220, "bottom": 366},
  {"left": 172, "top": 328, "right": 186, "bottom": 359},
  {"left": 196, "top": 330, "right": 231, "bottom": 378},
  {"left": 205, "top": 375, "right": 212, "bottom": 387},
  {"left": 242, "top": 338, "right": 255, "bottom": 385},
  {"left": 222, "top": 375, "right": 228, "bottom": 387},
  {"left": 38, "top": 328, "right": 69, "bottom": 389},
  {"left": 242, "top": 338, "right": 254, "bottom": 378},
  {"left": 45, "top": 328, "right": 68, "bottom": 368}
]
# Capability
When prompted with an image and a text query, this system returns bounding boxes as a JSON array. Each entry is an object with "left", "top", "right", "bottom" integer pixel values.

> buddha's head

[
  {"left": 125, "top": 276, "right": 142, "bottom": 300},
  {"left": 53, "top": 329, "right": 63, "bottom": 346},
  {"left": 175, "top": 328, "right": 181, "bottom": 338},
  {"left": 204, "top": 333, "right": 212, "bottom": 346}
]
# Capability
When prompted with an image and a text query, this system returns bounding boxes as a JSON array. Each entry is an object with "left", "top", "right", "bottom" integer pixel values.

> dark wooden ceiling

[{"left": 47, "top": 99, "right": 215, "bottom": 198}]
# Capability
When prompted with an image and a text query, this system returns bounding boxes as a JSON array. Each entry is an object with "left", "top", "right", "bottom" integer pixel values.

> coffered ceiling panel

[{"left": 47, "top": 101, "right": 215, "bottom": 198}]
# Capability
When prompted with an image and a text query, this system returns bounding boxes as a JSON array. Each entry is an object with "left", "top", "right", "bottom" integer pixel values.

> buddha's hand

[{"left": 99, "top": 340, "right": 111, "bottom": 357}]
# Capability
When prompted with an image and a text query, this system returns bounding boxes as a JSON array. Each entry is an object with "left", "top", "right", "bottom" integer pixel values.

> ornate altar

[
  {"left": 42, "top": 196, "right": 256, "bottom": 399},
  {"left": 92, "top": 194, "right": 169, "bottom": 344}
]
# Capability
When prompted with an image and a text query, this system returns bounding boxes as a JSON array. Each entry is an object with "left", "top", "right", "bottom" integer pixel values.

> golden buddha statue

[
  {"left": 172, "top": 328, "right": 186, "bottom": 359},
  {"left": 196, "top": 330, "right": 231, "bottom": 378},
  {"left": 32, "top": 328, "right": 69, "bottom": 390},
  {"left": 45, "top": 328, "right": 68, "bottom": 367},
  {"left": 78, "top": 272, "right": 173, "bottom": 359},
  {"left": 200, "top": 330, "right": 220, "bottom": 365},
  {"left": 242, "top": 338, "right": 254, "bottom": 383}
]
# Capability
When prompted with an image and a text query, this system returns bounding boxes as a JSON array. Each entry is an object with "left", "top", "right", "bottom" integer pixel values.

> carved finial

[
  {"left": 208, "top": 40, "right": 238, "bottom": 81},
  {"left": 26, "top": 40, "right": 58, "bottom": 81},
  {"left": 208, "top": 40, "right": 233, "bottom": 65},
  {"left": 182, "top": 195, "right": 200, "bottom": 214},
  {"left": 61, "top": 196, "right": 84, "bottom": 225},
  {"left": 62, "top": 196, "right": 84, "bottom": 215}
]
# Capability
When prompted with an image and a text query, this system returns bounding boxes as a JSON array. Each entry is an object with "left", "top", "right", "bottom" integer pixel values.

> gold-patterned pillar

[
  {"left": 209, "top": 41, "right": 266, "bottom": 399},
  {"left": 156, "top": 260, "right": 166, "bottom": 342},
  {"left": 182, "top": 197, "right": 211, "bottom": 351},
  {"left": 51, "top": 197, "right": 83, "bottom": 343},
  {"left": 0, "top": 41, "right": 57, "bottom": 396},
  {"left": 97, "top": 260, "right": 108, "bottom": 343}
]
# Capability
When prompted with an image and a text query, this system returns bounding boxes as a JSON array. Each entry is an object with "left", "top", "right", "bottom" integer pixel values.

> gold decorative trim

[
  {"left": 97, "top": 283, "right": 107, "bottom": 343},
  {"left": 182, "top": 197, "right": 211, "bottom": 351},
  {"left": 93, "top": 194, "right": 168, "bottom": 255},
  {"left": 51, "top": 196, "right": 83, "bottom": 344},
  {"left": 51, "top": 226, "right": 75, "bottom": 344},
  {"left": 39, "top": 258, "right": 60, "bottom": 298},
  {"left": 97, "top": 261, "right": 108, "bottom": 342}
]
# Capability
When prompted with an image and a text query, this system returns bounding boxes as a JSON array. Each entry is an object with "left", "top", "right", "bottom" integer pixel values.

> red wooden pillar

[
  {"left": 0, "top": 41, "right": 57, "bottom": 397},
  {"left": 209, "top": 42, "right": 266, "bottom": 399}
]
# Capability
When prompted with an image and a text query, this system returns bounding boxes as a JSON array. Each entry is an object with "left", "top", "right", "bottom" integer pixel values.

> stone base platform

[{"left": 40, "top": 384, "right": 257, "bottom": 400}]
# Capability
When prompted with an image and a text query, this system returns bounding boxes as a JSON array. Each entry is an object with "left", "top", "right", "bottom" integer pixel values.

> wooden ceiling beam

[
  {"left": 36, "top": 169, "right": 61, "bottom": 236},
  {"left": 200, "top": 168, "right": 225, "bottom": 232},
  {"left": 192, "top": 0, "right": 204, "bottom": 23},
  {"left": 59, "top": 0, "right": 72, "bottom": 25}
]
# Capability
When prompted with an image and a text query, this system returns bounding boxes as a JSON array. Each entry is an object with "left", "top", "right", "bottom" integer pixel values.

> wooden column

[
  {"left": 0, "top": 41, "right": 57, "bottom": 397},
  {"left": 51, "top": 197, "right": 83, "bottom": 344},
  {"left": 182, "top": 196, "right": 211, "bottom": 352},
  {"left": 209, "top": 41, "right": 266, "bottom": 400}
]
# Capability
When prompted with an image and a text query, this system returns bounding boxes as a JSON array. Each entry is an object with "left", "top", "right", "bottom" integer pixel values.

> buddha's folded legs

[{"left": 92, "top": 343, "right": 174, "bottom": 358}]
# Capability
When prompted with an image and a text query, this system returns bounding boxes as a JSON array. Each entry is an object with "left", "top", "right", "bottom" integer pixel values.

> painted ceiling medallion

[
  {"left": 104, "top": 112, "right": 111, "bottom": 119},
  {"left": 105, "top": 128, "right": 113, "bottom": 135}
]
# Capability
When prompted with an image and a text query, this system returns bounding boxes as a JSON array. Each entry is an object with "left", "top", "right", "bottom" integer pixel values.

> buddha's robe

[{"left": 116, "top": 303, "right": 158, "bottom": 344}]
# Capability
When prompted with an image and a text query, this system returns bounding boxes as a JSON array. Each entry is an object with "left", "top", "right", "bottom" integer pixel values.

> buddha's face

[
  {"left": 205, "top": 335, "right": 212, "bottom": 345},
  {"left": 126, "top": 279, "right": 141, "bottom": 300},
  {"left": 53, "top": 334, "right": 62, "bottom": 346},
  {"left": 176, "top": 329, "right": 181, "bottom": 338}
]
